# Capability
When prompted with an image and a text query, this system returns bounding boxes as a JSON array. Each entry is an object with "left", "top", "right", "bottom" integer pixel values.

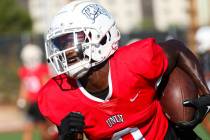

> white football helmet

[
  {"left": 45, "top": 0, "right": 120, "bottom": 79},
  {"left": 195, "top": 26, "right": 210, "bottom": 53},
  {"left": 21, "top": 44, "right": 43, "bottom": 70}
]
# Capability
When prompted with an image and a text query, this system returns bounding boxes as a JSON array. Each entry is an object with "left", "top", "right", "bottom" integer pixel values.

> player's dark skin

[
  {"left": 160, "top": 40, "right": 210, "bottom": 96},
  {"left": 78, "top": 39, "right": 210, "bottom": 97}
]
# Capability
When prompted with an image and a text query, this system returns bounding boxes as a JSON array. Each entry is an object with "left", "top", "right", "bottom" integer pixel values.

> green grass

[
  {"left": 0, "top": 130, "right": 41, "bottom": 140},
  {"left": 194, "top": 124, "right": 210, "bottom": 140}
]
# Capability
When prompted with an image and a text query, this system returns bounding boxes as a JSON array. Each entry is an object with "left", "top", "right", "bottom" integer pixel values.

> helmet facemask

[{"left": 46, "top": 30, "right": 93, "bottom": 79}]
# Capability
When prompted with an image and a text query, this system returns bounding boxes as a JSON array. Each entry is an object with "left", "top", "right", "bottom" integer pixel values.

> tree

[{"left": 0, "top": 0, "right": 32, "bottom": 34}]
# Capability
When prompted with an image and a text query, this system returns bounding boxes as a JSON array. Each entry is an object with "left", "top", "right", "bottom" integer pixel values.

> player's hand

[
  {"left": 58, "top": 112, "right": 84, "bottom": 140},
  {"left": 175, "top": 94, "right": 210, "bottom": 129},
  {"left": 16, "top": 98, "right": 27, "bottom": 110}
]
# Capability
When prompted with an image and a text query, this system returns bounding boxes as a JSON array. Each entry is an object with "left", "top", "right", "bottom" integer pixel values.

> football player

[
  {"left": 17, "top": 44, "right": 58, "bottom": 140},
  {"left": 38, "top": 0, "right": 210, "bottom": 140}
]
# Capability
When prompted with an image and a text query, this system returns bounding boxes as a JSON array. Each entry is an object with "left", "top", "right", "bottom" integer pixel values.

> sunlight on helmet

[
  {"left": 21, "top": 44, "right": 43, "bottom": 70},
  {"left": 195, "top": 26, "right": 210, "bottom": 53},
  {"left": 45, "top": 0, "right": 120, "bottom": 79}
]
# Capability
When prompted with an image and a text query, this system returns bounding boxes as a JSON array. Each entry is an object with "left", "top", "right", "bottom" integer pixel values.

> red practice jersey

[
  {"left": 18, "top": 64, "right": 49, "bottom": 103},
  {"left": 38, "top": 38, "right": 169, "bottom": 140}
]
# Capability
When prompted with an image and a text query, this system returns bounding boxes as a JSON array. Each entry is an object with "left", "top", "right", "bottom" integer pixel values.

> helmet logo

[{"left": 82, "top": 4, "right": 110, "bottom": 23}]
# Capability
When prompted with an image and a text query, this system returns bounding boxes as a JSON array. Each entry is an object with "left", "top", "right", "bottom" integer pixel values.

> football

[{"left": 159, "top": 67, "right": 198, "bottom": 123}]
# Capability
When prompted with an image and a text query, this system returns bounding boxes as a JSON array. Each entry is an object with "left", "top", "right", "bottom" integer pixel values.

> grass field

[
  {"left": 0, "top": 125, "right": 209, "bottom": 140},
  {"left": 0, "top": 130, "right": 40, "bottom": 140},
  {"left": 194, "top": 124, "right": 210, "bottom": 140}
]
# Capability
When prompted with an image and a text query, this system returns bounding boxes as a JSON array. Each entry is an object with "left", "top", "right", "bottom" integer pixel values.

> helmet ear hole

[
  {"left": 88, "top": 32, "right": 92, "bottom": 39},
  {"left": 85, "top": 38, "right": 89, "bottom": 43},
  {"left": 108, "top": 31, "right": 111, "bottom": 41},
  {"left": 100, "top": 35, "right": 107, "bottom": 45}
]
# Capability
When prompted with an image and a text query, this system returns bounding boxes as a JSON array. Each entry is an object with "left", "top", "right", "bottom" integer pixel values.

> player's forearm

[
  {"left": 178, "top": 50, "right": 209, "bottom": 95},
  {"left": 160, "top": 39, "right": 210, "bottom": 95}
]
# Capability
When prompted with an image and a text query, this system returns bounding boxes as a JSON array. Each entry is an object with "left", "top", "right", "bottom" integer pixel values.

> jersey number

[{"left": 111, "top": 127, "right": 145, "bottom": 140}]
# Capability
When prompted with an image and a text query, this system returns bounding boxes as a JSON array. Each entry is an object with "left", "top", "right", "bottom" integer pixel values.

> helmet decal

[{"left": 82, "top": 4, "right": 111, "bottom": 23}]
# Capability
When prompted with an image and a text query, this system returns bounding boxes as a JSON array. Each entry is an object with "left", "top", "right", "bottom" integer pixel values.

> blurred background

[{"left": 0, "top": 0, "right": 210, "bottom": 140}]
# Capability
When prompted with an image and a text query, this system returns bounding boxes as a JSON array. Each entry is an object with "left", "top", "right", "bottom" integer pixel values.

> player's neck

[{"left": 78, "top": 60, "right": 109, "bottom": 94}]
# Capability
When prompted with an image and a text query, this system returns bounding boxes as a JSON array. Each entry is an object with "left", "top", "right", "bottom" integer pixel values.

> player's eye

[
  {"left": 52, "top": 32, "right": 86, "bottom": 51},
  {"left": 52, "top": 33, "right": 74, "bottom": 50}
]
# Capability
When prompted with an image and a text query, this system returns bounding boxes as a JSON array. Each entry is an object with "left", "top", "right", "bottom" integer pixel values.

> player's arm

[
  {"left": 16, "top": 82, "right": 27, "bottom": 109},
  {"left": 159, "top": 39, "right": 210, "bottom": 96},
  {"left": 159, "top": 39, "right": 210, "bottom": 128}
]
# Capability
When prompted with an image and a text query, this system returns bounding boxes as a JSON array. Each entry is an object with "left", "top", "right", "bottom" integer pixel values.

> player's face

[{"left": 52, "top": 31, "right": 86, "bottom": 66}]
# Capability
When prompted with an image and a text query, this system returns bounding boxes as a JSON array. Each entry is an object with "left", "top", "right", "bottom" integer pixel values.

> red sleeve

[
  {"left": 138, "top": 38, "right": 168, "bottom": 79},
  {"left": 38, "top": 79, "right": 66, "bottom": 125},
  {"left": 38, "top": 75, "right": 79, "bottom": 125},
  {"left": 122, "top": 38, "right": 168, "bottom": 80}
]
